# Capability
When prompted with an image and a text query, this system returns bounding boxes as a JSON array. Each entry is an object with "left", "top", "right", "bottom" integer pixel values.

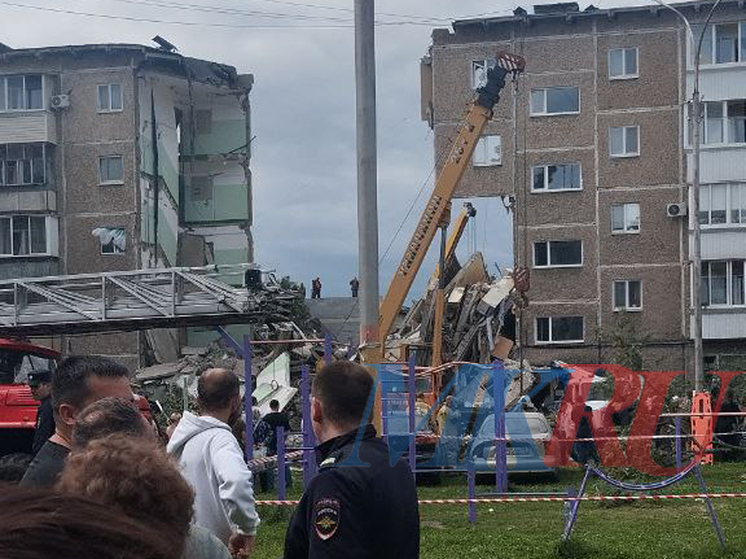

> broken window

[
  {"left": 530, "top": 86, "right": 580, "bottom": 115},
  {"left": 609, "top": 47, "right": 638, "bottom": 79},
  {"left": 611, "top": 203, "right": 640, "bottom": 233},
  {"left": 93, "top": 227, "right": 126, "bottom": 254},
  {"left": 613, "top": 280, "right": 642, "bottom": 311},
  {"left": 471, "top": 58, "right": 496, "bottom": 89},
  {"left": 533, "top": 240, "right": 582, "bottom": 267},
  {"left": 609, "top": 126, "right": 639, "bottom": 157},
  {"left": 0, "top": 143, "right": 46, "bottom": 186},
  {"left": 97, "top": 84, "right": 123, "bottom": 112},
  {"left": 0, "top": 215, "right": 49, "bottom": 256},
  {"left": 99, "top": 155, "right": 124, "bottom": 184},
  {"left": 536, "top": 316, "right": 584, "bottom": 343},
  {"left": 532, "top": 163, "right": 581, "bottom": 191},
  {"left": 472, "top": 135, "right": 501, "bottom": 166}
]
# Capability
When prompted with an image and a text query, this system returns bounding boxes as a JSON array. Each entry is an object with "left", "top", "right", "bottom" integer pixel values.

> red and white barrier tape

[
  {"left": 247, "top": 450, "right": 304, "bottom": 470},
  {"left": 256, "top": 492, "right": 746, "bottom": 507}
]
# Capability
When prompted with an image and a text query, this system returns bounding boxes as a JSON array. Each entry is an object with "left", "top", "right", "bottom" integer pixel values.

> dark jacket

[
  {"left": 32, "top": 396, "right": 55, "bottom": 456},
  {"left": 284, "top": 425, "right": 419, "bottom": 559}
]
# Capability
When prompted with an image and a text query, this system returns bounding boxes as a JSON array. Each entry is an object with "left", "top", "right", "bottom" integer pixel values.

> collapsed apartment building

[{"left": 0, "top": 41, "right": 254, "bottom": 368}]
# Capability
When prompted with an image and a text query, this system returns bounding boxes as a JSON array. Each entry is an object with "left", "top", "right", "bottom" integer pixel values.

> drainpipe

[{"left": 150, "top": 88, "right": 159, "bottom": 266}]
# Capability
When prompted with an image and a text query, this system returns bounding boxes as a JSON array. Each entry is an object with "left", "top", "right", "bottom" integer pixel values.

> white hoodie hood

[{"left": 167, "top": 411, "right": 259, "bottom": 543}]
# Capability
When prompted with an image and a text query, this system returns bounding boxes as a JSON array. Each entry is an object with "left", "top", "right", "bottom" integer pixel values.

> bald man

[{"left": 167, "top": 368, "right": 260, "bottom": 558}]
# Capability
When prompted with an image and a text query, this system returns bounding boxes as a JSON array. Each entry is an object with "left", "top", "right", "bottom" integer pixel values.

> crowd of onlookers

[{"left": 0, "top": 357, "right": 421, "bottom": 559}]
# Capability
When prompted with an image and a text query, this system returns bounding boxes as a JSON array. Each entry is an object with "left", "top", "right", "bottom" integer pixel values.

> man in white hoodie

[{"left": 167, "top": 368, "right": 260, "bottom": 557}]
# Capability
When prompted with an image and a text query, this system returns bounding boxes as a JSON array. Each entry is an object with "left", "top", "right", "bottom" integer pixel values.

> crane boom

[{"left": 377, "top": 52, "right": 525, "bottom": 347}]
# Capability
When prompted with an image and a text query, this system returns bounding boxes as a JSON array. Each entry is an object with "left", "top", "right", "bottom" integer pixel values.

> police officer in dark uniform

[
  {"left": 283, "top": 361, "right": 419, "bottom": 559},
  {"left": 27, "top": 370, "right": 55, "bottom": 455}
]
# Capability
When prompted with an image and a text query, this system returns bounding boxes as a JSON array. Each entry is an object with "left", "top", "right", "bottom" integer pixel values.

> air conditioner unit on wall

[
  {"left": 50, "top": 94, "right": 70, "bottom": 110},
  {"left": 666, "top": 203, "right": 687, "bottom": 218}
]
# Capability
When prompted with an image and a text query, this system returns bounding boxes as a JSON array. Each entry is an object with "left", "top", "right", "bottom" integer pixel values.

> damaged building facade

[
  {"left": 421, "top": 1, "right": 746, "bottom": 371},
  {"left": 0, "top": 43, "right": 253, "bottom": 368}
]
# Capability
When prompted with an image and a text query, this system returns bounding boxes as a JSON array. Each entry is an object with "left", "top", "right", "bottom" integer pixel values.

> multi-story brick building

[
  {"left": 421, "top": 1, "right": 746, "bottom": 370},
  {"left": 0, "top": 43, "right": 253, "bottom": 368}
]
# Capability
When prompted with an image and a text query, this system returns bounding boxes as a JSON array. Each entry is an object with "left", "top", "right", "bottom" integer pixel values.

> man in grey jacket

[{"left": 167, "top": 368, "right": 260, "bottom": 557}]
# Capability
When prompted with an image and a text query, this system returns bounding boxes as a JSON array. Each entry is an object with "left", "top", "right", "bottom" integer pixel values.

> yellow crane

[{"left": 371, "top": 51, "right": 525, "bottom": 364}]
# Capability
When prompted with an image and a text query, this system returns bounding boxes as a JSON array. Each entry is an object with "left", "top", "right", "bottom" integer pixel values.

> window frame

[
  {"left": 609, "top": 125, "right": 640, "bottom": 158},
  {"left": 613, "top": 279, "right": 643, "bottom": 312},
  {"left": 99, "top": 227, "right": 126, "bottom": 255},
  {"left": 702, "top": 260, "right": 746, "bottom": 308},
  {"left": 96, "top": 83, "right": 123, "bottom": 113},
  {"left": 530, "top": 86, "right": 581, "bottom": 117},
  {"left": 535, "top": 316, "right": 585, "bottom": 344},
  {"left": 608, "top": 47, "right": 639, "bottom": 80},
  {"left": 699, "top": 100, "right": 746, "bottom": 146},
  {"left": 98, "top": 155, "right": 124, "bottom": 186},
  {"left": 0, "top": 215, "right": 56, "bottom": 257},
  {"left": 691, "top": 22, "right": 746, "bottom": 67},
  {"left": 699, "top": 183, "right": 746, "bottom": 227},
  {"left": 472, "top": 134, "right": 502, "bottom": 167},
  {"left": 531, "top": 163, "right": 583, "bottom": 193},
  {"left": 0, "top": 75, "right": 45, "bottom": 112},
  {"left": 532, "top": 240, "right": 583, "bottom": 269},
  {"left": 471, "top": 58, "right": 497, "bottom": 89},
  {"left": 0, "top": 143, "right": 47, "bottom": 187},
  {"left": 611, "top": 202, "right": 641, "bottom": 234}
]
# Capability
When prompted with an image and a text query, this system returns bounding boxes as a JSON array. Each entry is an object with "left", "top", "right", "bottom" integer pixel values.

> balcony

[
  {"left": 0, "top": 112, "right": 56, "bottom": 144},
  {"left": 702, "top": 308, "right": 746, "bottom": 340}
]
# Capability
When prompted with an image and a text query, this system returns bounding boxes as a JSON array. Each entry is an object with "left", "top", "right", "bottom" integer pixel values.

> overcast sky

[{"left": 2, "top": 0, "right": 634, "bottom": 300}]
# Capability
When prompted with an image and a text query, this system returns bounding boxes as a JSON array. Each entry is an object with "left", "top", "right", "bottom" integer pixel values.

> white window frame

[
  {"left": 535, "top": 316, "right": 585, "bottom": 344},
  {"left": 471, "top": 58, "right": 497, "bottom": 89},
  {"left": 0, "top": 215, "right": 58, "bottom": 258},
  {"left": 699, "top": 183, "right": 746, "bottom": 227},
  {"left": 608, "top": 47, "right": 639, "bottom": 80},
  {"left": 531, "top": 163, "right": 582, "bottom": 192},
  {"left": 99, "top": 227, "right": 126, "bottom": 255},
  {"left": 690, "top": 22, "right": 746, "bottom": 67},
  {"left": 702, "top": 260, "right": 746, "bottom": 308},
  {"left": 472, "top": 135, "right": 502, "bottom": 167},
  {"left": 98, "top": 155, "right": 124, "bottom": 185},
  {"left": 0, "top": 143, "right": 47, "bottom": 187},
  {"left": 0, "top": 75, "right": 45, "bottom": 112},
  {"left": 609, "top": 126, "right": 640, "bottom": 158},
  {"left": 611, "top": 203, "right": 641, "bottom": 234},
  {"left": 613, "top": 280, "right": 643, "bottom": 312},
  {"left": 97, "top": 83, "right": 123, "bottom": 113},
  {"left": 698, "top": 100, "right": 746, "bottom": 146},
  {"left": 530, "top": 86, "right": 580, "bottom": 117},
  {"left": 533, "top": 240, "right": 583, "bottom": 269}
]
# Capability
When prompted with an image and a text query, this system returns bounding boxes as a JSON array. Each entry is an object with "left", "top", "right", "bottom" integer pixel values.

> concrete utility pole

[
  {"left": 355, "top": 0, "right": 380, "bottom": 348},
  {"left": 653, "top": 0, "right": 722, "bottom": 391}
]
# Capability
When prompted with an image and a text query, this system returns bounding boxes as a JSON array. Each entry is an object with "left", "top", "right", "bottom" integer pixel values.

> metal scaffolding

[{"left": 0, "top": 265, "right": 271, "bottom": 336}]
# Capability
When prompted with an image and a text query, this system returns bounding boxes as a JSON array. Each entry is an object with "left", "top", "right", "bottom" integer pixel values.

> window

[
  {"left": 472, "top": 58, "right": 496, "bottom": 89},
  {"left": 609, "top": 126, "right": 639, "bottom": 157},
  {"left": 536, "top": 316, "right": 584, "bottom": 344},
  {"left": 530, "top": 86, "right": 580, "bottom": 116},
  {"left": 98, "top": 156, "right": 124, "bottom": 184},
  {"left": 92, "top": 227, "right": 126, "bottom": 254},
  {"left": 0, "top": 75, "right": 43, "bottom": 111},
  {"left": 692, "top": 22, "right": 746, "bottom": 65},
  {"left": 533, "top": 240, "right": 582, "bottom": 268},
  {"left": 702, "top": 261, "right": 745, "bottom": 307},
  {"left": 701, "top": 100, "right": 746, "bottom": 145},
  {"left": 532, "top": 163, "right": 581, "bottom": 192},
  {"left": 97, "top": 84, "right": 123, "bottom": 112},
  {"left": 611, "top": 203, "right": 640, "bottom": 233},
  {"left": 473, "top": 135, "right": 502, "bottom": 166},
  {"left": 0, "top": 215, "right": 51, "bottom": 256},
  {"left": 190, "top": 176, "right": 213, "bottom": 201},
  {"left": 699, "top": 183, "right": 746, "bottom": 226},
  {"left": 0, "top": 144, "right": 46, "bottom": 186},
  {"left": 609, "top": 47, "right": 639, "bottom": 79},
  {"left": 613, "top": 280, "right": 642, "bottom": 311}
]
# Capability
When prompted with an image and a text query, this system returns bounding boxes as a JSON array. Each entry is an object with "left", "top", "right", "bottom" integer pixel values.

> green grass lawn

[{"left": 251, "top": 463, "right": 746, "bottom": 558}]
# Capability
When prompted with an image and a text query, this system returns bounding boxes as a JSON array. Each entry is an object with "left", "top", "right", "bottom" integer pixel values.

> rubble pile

[{"left": 389, "top": 252, "right": 527, "bottom": 366}]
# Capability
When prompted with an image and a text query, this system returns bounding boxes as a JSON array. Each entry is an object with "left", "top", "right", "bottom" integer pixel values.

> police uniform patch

[{"left": 314, "top": 498, "right": 341, "bottom": 541}]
